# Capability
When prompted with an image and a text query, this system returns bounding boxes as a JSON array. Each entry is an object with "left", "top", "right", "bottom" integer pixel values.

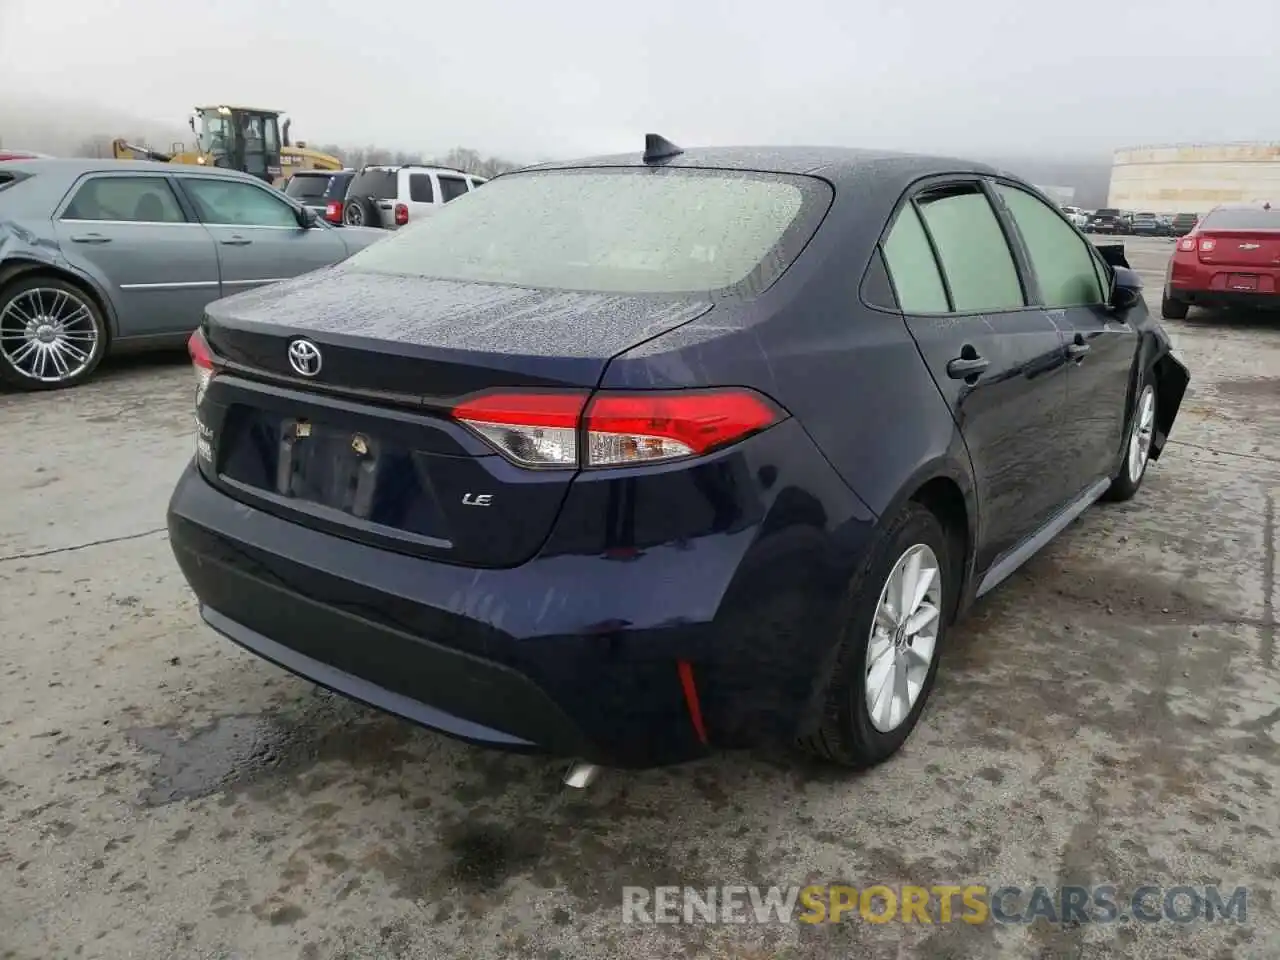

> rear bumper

[
  {"left": 1165, "top": 287, "right": 1280, "bottom": 311},
  {"left": 167, "top": 419, "right": 875, "bottom": 767}
]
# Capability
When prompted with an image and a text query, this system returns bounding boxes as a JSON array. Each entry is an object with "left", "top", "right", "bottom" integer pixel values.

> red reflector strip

[
  {"left": 677, "top": 660, "right": 709, "bottom": 745},
  {"left": 451, "top": 391, "right": 587, "bottom": 428}
]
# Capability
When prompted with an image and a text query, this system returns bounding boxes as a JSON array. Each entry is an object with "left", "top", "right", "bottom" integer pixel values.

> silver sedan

[{"left": 0, "top": 158, "right": 385, "bottom": 390}]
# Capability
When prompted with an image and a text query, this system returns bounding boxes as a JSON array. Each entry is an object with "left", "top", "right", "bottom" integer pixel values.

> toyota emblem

[{"left": 287, "top": 339, "right": 322, "bottom": 377}]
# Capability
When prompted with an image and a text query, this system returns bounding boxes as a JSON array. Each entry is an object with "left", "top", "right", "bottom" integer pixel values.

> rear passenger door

[
  {"left": 406, "top": 171, "right": 436, "bottom": 223},
  {"left": 882, "top": 180, "right": 1071, "bottom": 574},
  {"left": 993, "top": 183, "right": 1135, "bottom": 493},
  {"left": 177, "top": 176, "right": 347, "bottom": 292},
  {"left": 53, "top": 173, "right": 220, "bottom": 338}
]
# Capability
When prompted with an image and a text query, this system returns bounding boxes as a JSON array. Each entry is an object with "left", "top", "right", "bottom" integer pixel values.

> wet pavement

[{"left": 2, "top": 236, "right": 1279, "bottom": 959}]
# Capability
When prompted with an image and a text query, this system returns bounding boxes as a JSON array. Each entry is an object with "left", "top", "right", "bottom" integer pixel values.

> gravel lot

[{"left": 2, "top": 235, "right": 1278, "bottom": 959}]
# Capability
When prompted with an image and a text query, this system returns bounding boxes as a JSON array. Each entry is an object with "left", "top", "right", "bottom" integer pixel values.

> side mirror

[
  {"left": 1110, "top": 265, "right": 1143, "bottom": 311},
  {"left": 299, "top": 206, "right": 320, "bottom": 229}
]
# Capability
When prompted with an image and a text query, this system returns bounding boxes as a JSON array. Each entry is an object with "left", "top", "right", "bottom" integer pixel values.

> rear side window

[
  {"left": 916, "top": 185, "right": 1023, "bottom": 312},
  {"left": 1199, "top": 208, "right": 1280, "bottom": 230},
  {"left": 348, "top": 169, "right": 398, "bottom": 200},
  {"left": 468, "top": 178, "right": 485, "bottom": 190},
  {"left": 63, "top": 176, "right": 186, "bottom": 223},
  {"left": 343, "top": 167, "right": 831, "bottom": 296},
  {"left": 409, "top": 173, "right": 434, "bottom": 203},
  {"left": 997, "top": 185, "right": 1104, "bottom": 308},
  {"left": 882, "top": 204, "right": 949, "bottom": 313},
  {"left": 438, "top": 176, "right": 469, "bottom": 203}
]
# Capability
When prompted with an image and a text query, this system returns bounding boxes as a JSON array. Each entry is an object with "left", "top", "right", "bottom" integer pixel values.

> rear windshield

[
  {"left": 1173, "top": 214, "right": 1199, "bottom": 223},
  {"left": 341, "top": 168, "right": 831, "bottom": 296},
  {"left": 284, "top": 175, "right": 332, "bottom": 200},
  {"left": 324, "top": 172, "right": 353, "bottom": 200},
  {"left": 1095, "top": 209, "right": 1120, "bottom": 217},
  {"left": 1135, "top": 213, "right": 1155, "bottom": 218},
  {"left": 1199, "top": 208, "right": 1280, "bottom": 230},
  {"left": 347, "top": 169, "right": 398, "bottom": 200}
]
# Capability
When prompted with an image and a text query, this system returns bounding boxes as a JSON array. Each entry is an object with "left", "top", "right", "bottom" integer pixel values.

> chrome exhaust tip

[{"left": 563, "top": 761, "right": 600, "bottom": 789}]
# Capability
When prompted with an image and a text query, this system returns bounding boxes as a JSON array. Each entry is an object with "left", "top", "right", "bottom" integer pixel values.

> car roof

[
  {"left": 520, "top": 145, "right": 1001, "bottom": 187},
  {"left": 0, "top": 157, "right": 271, "bottom": 184},
  {"left": 291, "top": 168, "right": 355, "bottom": 176}
]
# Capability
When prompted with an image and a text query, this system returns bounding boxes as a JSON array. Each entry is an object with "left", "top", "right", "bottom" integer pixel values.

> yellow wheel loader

[{"left": 111, "top": 106, "right": 341, "bottom": 187}]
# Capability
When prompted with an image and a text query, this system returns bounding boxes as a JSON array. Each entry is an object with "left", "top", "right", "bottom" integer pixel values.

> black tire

[
  {"left": 0, "top": 275, "right": 108, "bottom": 391},
  {"left": 343, "top": 195, "right": 379, "bottom": 228},
  {"left": 1161, "top": 293, "right": 1189, "bottom": 320},
  {"left": 799, "top": 502, "right": 951, "bottom": 768},
  {"left": 1103, "top": 372, "right": 1156, "bottom": 503}
]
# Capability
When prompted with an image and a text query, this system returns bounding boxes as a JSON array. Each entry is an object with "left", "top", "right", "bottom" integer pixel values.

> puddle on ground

[
  {"left": 1213, "top": 376, "right": 1280, "bottom": 401},
  {"left": 125, "top": 694, "right": 418, "bottom": 807},
  {"left": 126, "top": 715, "right": 285, "bottom": 806}
]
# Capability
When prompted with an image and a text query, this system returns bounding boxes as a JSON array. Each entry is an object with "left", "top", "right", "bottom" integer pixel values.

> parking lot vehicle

[
  {"left": 0, "top": 159, "right": 384, "bottom": 390},
  {"left": 284, "top": 169, "right": 356, "bottom": 225},
  {"left": 1163, "top": 202, "right": 1280, "bottom": 319},
  {"left": 342, "top": 164, "right": 488, "bottom": 229},
  {"left": 1171, "top": 213, "right": 1199, "bottom": 237},
  {"left": 1060, "top": 205, "right": 1089, "bottom": 229},
  {"left": 1130, "top": 212, "right": 1163, "bottom": 237},
  {"left": 168, "top": 139, "right": 1188, "bottom": 771},
  {"left": 1087, "top": 208, "right": 1129, "bottom": 234}
]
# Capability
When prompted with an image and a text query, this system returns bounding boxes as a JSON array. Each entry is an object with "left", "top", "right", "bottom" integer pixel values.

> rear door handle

[
  {"left": 946, "top": 355, "right": 989, "bottom": 379},
  {"left": 220, "top": 236, "right": 252, "bottom": 246},
  {"left": 70, "top": 233, "right": 112, "bottom": 244}
]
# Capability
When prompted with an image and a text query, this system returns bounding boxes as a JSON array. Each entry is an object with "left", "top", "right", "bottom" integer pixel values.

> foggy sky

[{"left": 1, "top": 0, "right": 1276, "bottom": 162}]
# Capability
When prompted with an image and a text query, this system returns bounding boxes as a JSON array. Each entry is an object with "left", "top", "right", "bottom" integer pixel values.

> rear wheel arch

[
  {"left": 908, "top": 475, "right": 971, "bottom": 621},
  {"left": 0, "top": 259, "right": 117, "bottom": 340}
]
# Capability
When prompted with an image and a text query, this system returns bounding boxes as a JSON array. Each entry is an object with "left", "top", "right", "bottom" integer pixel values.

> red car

[{"left": 1163, "top": 202, "right": 1280, "bottom": 318}]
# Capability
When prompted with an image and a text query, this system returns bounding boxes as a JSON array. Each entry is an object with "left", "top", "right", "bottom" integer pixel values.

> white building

[{"left": 1109, "top": 143, "right": 1280, "bottom": 214}]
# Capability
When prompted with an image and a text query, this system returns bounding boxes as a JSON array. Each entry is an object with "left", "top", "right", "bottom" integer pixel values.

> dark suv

[
  {"left": 284, "top": 170, "right": 356, "bottom": 225},
  {"left": 1170, "top": 213, "right": 1199, "bottom": 237},
  {"left": 1086, "top": 209, "right": 1129, "bottom": 235}
]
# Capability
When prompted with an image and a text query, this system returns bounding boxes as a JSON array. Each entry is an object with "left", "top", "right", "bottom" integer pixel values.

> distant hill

[{"left": 0, "top": 95, "right": 186, "bottom": 157}]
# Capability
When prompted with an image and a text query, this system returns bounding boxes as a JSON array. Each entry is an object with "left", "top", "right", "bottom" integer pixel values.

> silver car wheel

[
  {"left": 1128, "top": 384, "right": 1156, "bottom": 483},
  {"left": 0, "top": 287, "right": 100, "bottom": 384},
  {"left": 864, "top": 543, "right": 941, "bottom": 733}
]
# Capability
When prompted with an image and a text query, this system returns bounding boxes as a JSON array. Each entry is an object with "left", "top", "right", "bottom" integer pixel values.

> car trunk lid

[
  {"left": 1196, "top": 229, "right": 1280, "bottom": 269},
  {"left": 198, "top": 268, "right": 713, "bottom": 568}
]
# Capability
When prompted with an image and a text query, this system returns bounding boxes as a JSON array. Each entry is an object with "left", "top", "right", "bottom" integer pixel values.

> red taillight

[
  {"left": 1199, "top": 238, "right": 1216, "bottom": 252},
  {"left": 394, "top": 203, "right": 409, "bottom": 226},
  {"left": 583, "top": 390, "right": 782, "bottom": 465},
  {"left": 325, "top": 200, "right": 343, "bottom": 223},
  {"left": 188, "top": 328, "right": 214, "bottom": 404},
  {"left": 1177, "top": 237, "right": 1197, "bottom": 252},
  {"left": 451, "top": 388, "right": 784, "bottom": 469},
  {"left": 0, "top": 151, "right": 35, "bottom": 162}
]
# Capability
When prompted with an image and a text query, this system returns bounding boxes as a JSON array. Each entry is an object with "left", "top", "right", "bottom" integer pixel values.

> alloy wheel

[
  {"left": 1128, "top": 385, "right": 1156, "bottom": 483},
  {"left": 0, "top": 287, "right": 100, "bottom": 384},
  {"left": 344, "top": 203, "right": 363, "bottom": 226},
  {"left": 864, "top": 543, "right": 942, "bottom": 733}
]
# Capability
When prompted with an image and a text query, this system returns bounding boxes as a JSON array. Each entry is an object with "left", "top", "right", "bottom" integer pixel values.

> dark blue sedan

[{"left": 167, "top": 138, "right": 1189, "bottom": 773}]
